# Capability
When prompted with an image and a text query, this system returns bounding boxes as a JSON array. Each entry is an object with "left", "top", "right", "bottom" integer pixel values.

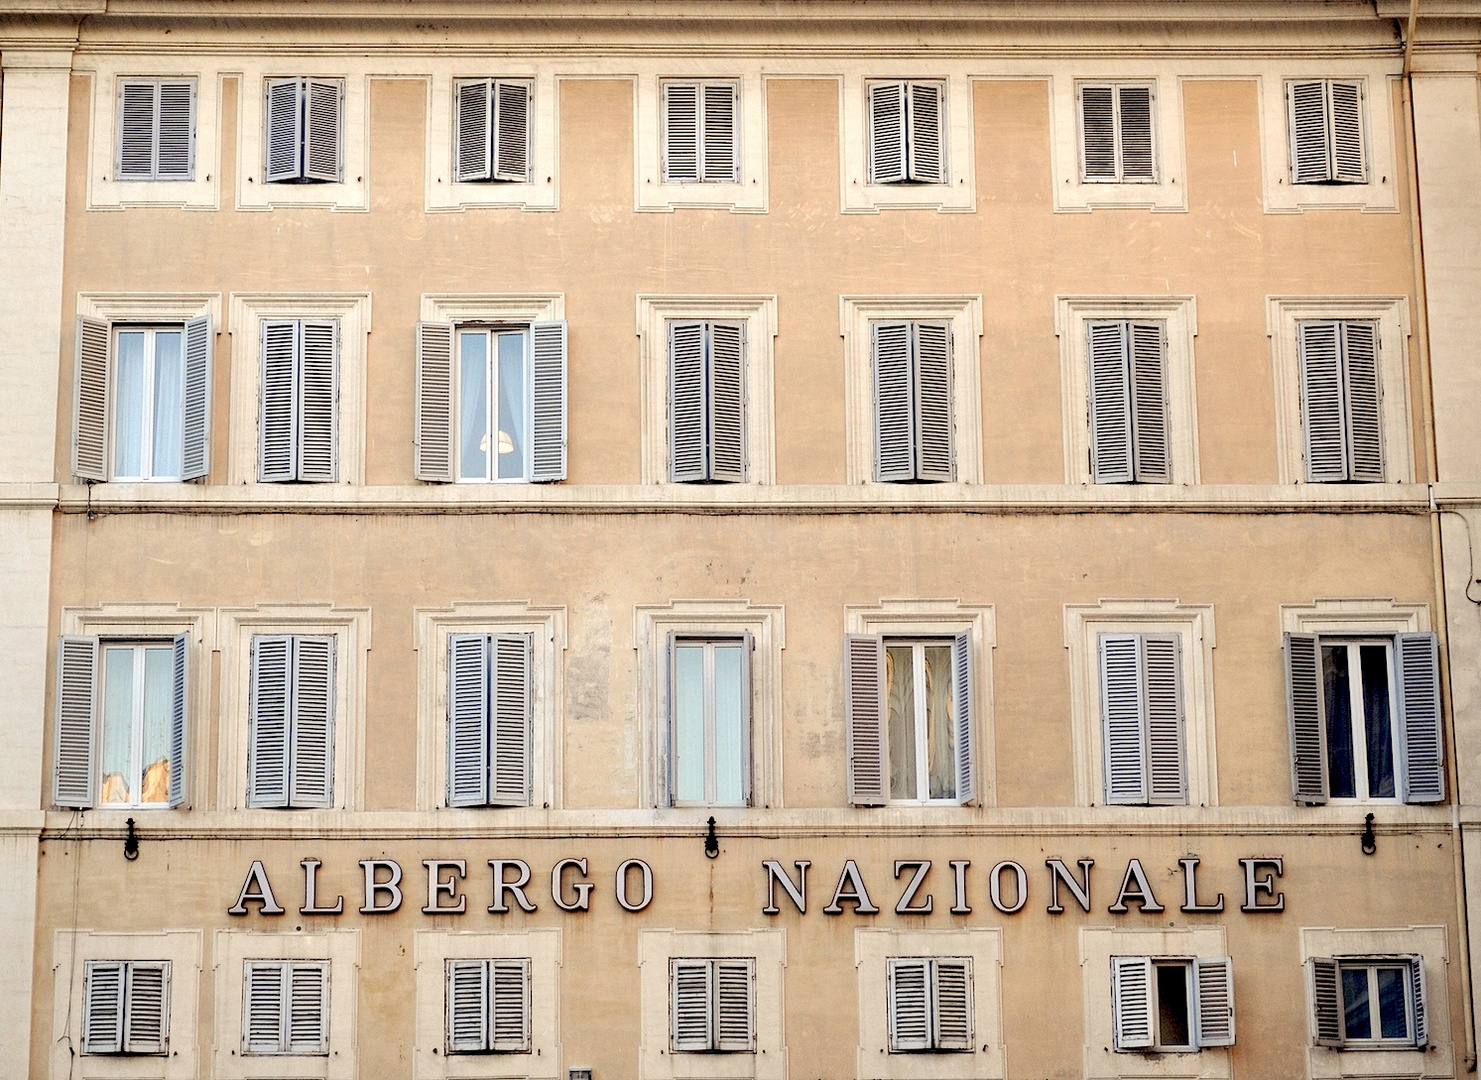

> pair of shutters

[
  {"left": 1288, "top": 79, "right": 1366, "bottom": 185},
  {"left": 83, "top": 960, "right": 170, "bottom": 1055},
  {"left": 1309, "top": 956, "right": 1427, "bottom": 1048},
  {"left": 264, "top": 77, "right": 342, "bottom": 183},
  {"left": 247, "top": 635, "right": 335, "bottom": 808},
  {"left": 663, "top": 82, "right": 739, "bottom": 183},
  {"left": 243, "top": 960, "right": 329, "bottom": 1054},
  {"left": 117, "top": 79, "right": 195, "bottom": 181},
  {"left": 415, "top": 321, "right": 568, "bottom": 483},
  {"left": 53, "top": 636, "right": 188, "bottom": 809},
  {"left": 845, "top": 632, "right": 974, "bottom": 806},
  {"left": 670, "top": 321, "right": 747, "bottom": 482},
  {"left": 886, "top": 957, "right": 973, "bottom": 1053},
  {"left": 73, "top": 315, "right": 213, "bottom": 482},
  {"left": 873, "top": 321, "right": 954, "bottom": 482},
  {"left": 1088, "top": 320, "right": 1170, "bottom": 483},
  {"left": 670, "top": 958, "right": 755, "bottom": 1052},
  {"left": 455, "top": 80, "right": 532, "bottom": 183},
  {"left": 1285, "top": 632, "right": 1444, "bottom": 804},
  {"left": 446, "top": 958, "right": 531, "bottom": 1053},
  {"left": 447, "top": 634, "right": 533, "bottom": 807},
  {"left": 1298, "top": 320, "right": 1383, "bottom": 483},
  {"left": 260, "top": 320, "right": 339, "bottom": 483},
  {"left": 868, "top": 81, "right": 945, "bottom": 184},
  {"left": 1079, "top": 83, "right": 1156, "bottom": 182},
  {"left": 1099, "top": 633, "right": 1186, "bottom": 806},
  {"left": 1111, "top": 956, "right": 1235, "bottom": 1050}
]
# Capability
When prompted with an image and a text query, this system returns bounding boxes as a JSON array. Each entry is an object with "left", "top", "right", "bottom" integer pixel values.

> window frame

[
  {"left": 82, "top": 958, "right": 172, "bottom": 1056},
  {"left": 660, "top": 78, "right": 742, "bottom": 185},
  {"left": 452, "top": 323, "right": 536, "bottom": 484},
  {"left": 1333, "top": 959, "right": 1418, "bottom": 1048},
  {"left": 1318, "top": 636, "right": 1401, "bottom": 805},
  {"left": 885, "top": 955, "right": 975, "bottom": 1053},
  {"left": 668, "top": 956, "right": 757, "bottom": 1053},
  {"left": 115, "top": 76, "right": 197, "bottom": 182},
  {"left": 95, "top": 639, "right": 179, "bottom": 810},
  {"left": 109, "top": 324, "right": 188, "bottom": 481},
  {"left": 870, "top": 318, "right": 956, "bottom": 483},
  {"left": 444, "top": 957, "right": 532, "bottom": 1054},
  {"left": 882, "top": 635, "right": 967, "bottom": 806},
  {"left": 668, "top": 634, "right": 752, "bottom": 808},
  {"left": 245, "top": 632, "right": 338, "bottom": 810},
  {"left": 240, "top": 959, "right": 330, "bottom": 1056},
  {"left": 1097, "top": 630, "right": 1188, "bottom": 807},
  {"left": 1076, "top": 80, "right": 1159, "bottom": 185},
  {"left": 1285, "top": 77, "right": 1368, "bottom": 186},
  {"left": 865, "top": 78, "right": 948, "bottom": 186},
  {"left": 261, "top": 76, "right": 344, "bottom": 185},
  {"left": 451, "top": 77, "right": 535, "bottom": 185},
  {"left": 1149, "top": 958, "right": 1196, "bottom": 1052}
]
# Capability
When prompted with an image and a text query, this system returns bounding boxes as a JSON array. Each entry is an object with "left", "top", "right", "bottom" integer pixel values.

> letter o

[
  {"left": 615, "top": 858, "right": 654, "bottom": 912},
  {"left": 989, "top": 860, "right": 1028, "bottom": 914}
]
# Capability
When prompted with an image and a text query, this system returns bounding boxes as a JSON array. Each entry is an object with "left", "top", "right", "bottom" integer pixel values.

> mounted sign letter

[
  {"left": 761, "top": 860, "right": 809, "bottom": 915},
  {"left": 1045, "top": 858, "right": 1094, "bottom": 914},
  {"left": 422, "top": 859, "right": 467, "bottom": 914},
  {"left": 615, "top": 859, "right": 654, "bottom": 911},
  {"left": 1108, "top": 858, "right": 1165, "bottom": 913},
  {"left": 228, "top": 860, "right": 286, "bottom": 915},
  {"left": 823, "top": 860, "right": 880, "bottom": 915},
  {"left": 552, "top": 858, "right": 594, "bottom": 912},
  {"left": 300, "top": 858, "right": 344, "bottom": 914},
  {"left": 359, "top": 859, "right": 403, "bottom": 913}
]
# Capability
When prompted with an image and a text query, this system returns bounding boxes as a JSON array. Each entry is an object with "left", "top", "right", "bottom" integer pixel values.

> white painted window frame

[
  {"left": 237, "top": 65, "right": 367, "bottom": 211},
  {"left": 1054, "top": 74, "right": 1187, "bottom": 212},
  {"left": 1261, "top": 71, "right": 1400, "bottom": 214},
  {"left": 635, "top": 70, "right": 767, "bottom": 212},
  {"left": 841, "top": 73, "right": 974, "bottom": 213},
  {"left": 428, "top": 71, "right": 558, "bottom": 211}
]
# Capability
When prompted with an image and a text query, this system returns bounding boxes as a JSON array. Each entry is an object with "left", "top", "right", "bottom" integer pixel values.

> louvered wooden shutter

[
  {"left": 180, "top": 314, "right": 212, "bottom": 480},
  {"left": 906, "top": 82, "right": 943, "bottom": 183},
  {"left": 489, "top": 959, "right": 531, "bottom": 1051},
  {"left": 447, "top": 634, "right": 490, "bottom": 808},
  {"left": 1298, "top": 321, "right": 1348, "bottom": 482},
  {"left": 287, "top": 962, "right": 328, "bottom": 1053},
  {"left": 265, "top": 78, "right": 303, "bottom": 182},
  {"left": 1328, "top": 80, "right": 1366, "bottom": 183},
  {"left": 1410, "top": 955, "right": 1428, "bottom": 1047},
  {"left": 845, "top": 634, "right": 888, "bottom": 806},
  {"left": 169, "top": 632, "right": 188, "bottom": 807},
  {"left": 669, "top": 321, "right": 707, "bottom": 482},
  {"left": 244, "top": 962, "right": 287, "bottom": 1052},
  {"left": 1129, "top": 321, "right": 1170, "bottom": 483},
  {"left": 446, "top": 959, "right": 489, "bottom": 1052},
  {"left": 490, "top": 634, "right": 533, "bottom": 807},
  {"left": 952, "top": 630, "right": 974, "bottom": 804},
  {"left": 663, "top": 83, "right": 700, "bottom": 182},
  {"left": 1143, "top": 634, "right": 1187, "bottom": 805},
  {"left": 259, "top": 321, "right": 299, "bottom": 482},
  {"left": 494, "top": 81, "right": 532, "bottom": 182},
  {"left": 873, "top": 321, "right": 915, "bottom": 481},
  {"left": 1111, "top": 956, "right": 1154, "bottom": 1050},
  {"left": 671, "top": 960, "right": 713, "bottom": 1051},
  {"left": 1087, "top": 321, "right": 1133, "bottom": 484},
  {"left": 74, "top": 315, "right": 111, "bottom": 481},
  {"left": 455, "top": 80, "right": 493, "bottom": 182},
  {"left": 708, "top": 321, "right": 747, "bottom": 483},
  {"left": 1397, "top": 631, "right": 1444, "bottom": 803},
  {"left": 1343, "top": 320, "right": 1384, "bottom": 482},
  {"left": 932, "top": 958, "right": 973, "bottom": 1051},
  {"left": 248, "top": 635, "right": 292, "bottom": 807},
  {"left": 156, "top": 81, "right": 195, "bottom": 180},
  {"left": 303, "top": 79, "right": 342, "bottom": 183},
  {"left": 1288, "top": 80, "right": 1332, "bottom": 183},
  {"left": 297, "top": 320, "right": 338, "bottom": 482},
  {"left": 1284, "top": 632, "right": 1329, "bottom": 804},
  {"left": 117, "top": 81, "right": 158, "bottom": 179},
  {"left": 83, "top": 961, "right": 126, "bottom": 1053},
  {"left": 55, "top": 636, "right": 98, "bottom": 808},
  {"left": 913, "top": 321, "right": 954, "bottom": 482},
  {"left": 1308, "top": 957, "right": 1343, "bottom": 1047},
  {"left": 714, "top": 959, "right": 755, "bottom": 1052},
  {"left": 530, "top": 320, "right": 568, "bottom": 482},
  {"left": 868, "top": 82, "right": 907, "bottom": 184},
  {"left": 1117, "top": 85, "right": 1155, "bottom": 180},
  {"left": 415, "top": 321, "right": 456, "bottom": 482},
  {"left": 1193, "top": 956, "right": 1235, "bottom": 1047},
  {"left": 702, "top": 83, "right": 738, "bottom": 183},
  {"left": 1099, "top": 634, "right": 1148, "bottom": 804},
  {"left": 124, "top": 961, "right": 170, "bottom": 1054},
  {"left": 1079, "top": 85, "right": 1116, "bottom": 181},
  {"left": 887, "top": 958, "right": 931, "bottom": 1051},
  {"left": 289, "top": 636, "right": 335, "bottom": 808}
]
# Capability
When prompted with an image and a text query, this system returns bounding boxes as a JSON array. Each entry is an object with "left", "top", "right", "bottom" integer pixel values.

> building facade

[{"left": 1, "top": 1, "right": 1479, "bottom": 1077}]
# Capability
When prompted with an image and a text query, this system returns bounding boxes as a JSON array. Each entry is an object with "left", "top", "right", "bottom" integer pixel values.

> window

[
  {"left": 242, "top": 961, "right": 328, "bottom": 1055},
  {"left": 1298, "top": 319, "right": 1383, "bottom": 483},
  {"left": 1098, "top": 632, "right": 1186, "bottom": 806},
  {"left": 871, "top": 320, "right": 954, "bottom": 482},
  {"left": 670, "top": 958, "right": 755, "bottom": 1053},
  {"left": 669, "top": 636, "right": 750, "bottom": 807},
  {"left": 445, "top": 958, "right": 531, "bottom": 1053},
  {"left": 263, "top": 77, "right": 342, "bottom": 184},
  {"left": 1287, "top": 79, "right": 1366, "bottom": 185},
  {"left": 53, "top": 635, "right": 187, "bottom": 810},
  {"left": 83, "top": 960, "right": 170, "bottom": 1055},
  {"left": 1078, "top": 83, "right": 1156, "bottom": 183},
  {"left": 1284, "top": 631, "right": 1443, "bottom": 804},
  {"left": 258, "top": 319, "right": 338, "bottom": 483},
  {"left": 117, "top": 79, "right": 194, "bottom": 181},
  {"left": 447, "top": 633, "right": 533, "bottom": 807},
  {"left": 867, "top": 80, "right": 945, "bottom": 184},
  {"left": 454, "top": 79, "right": 532, "bottom": 183},
  {"left": 72, "top": 316, "right": 212, "bottom": 483},
  {"left": 886, "top": 957, "right": 972, "bottom": 1052},
  {"left": 414, "top": 320, "right": 567, "bottom": 483},
  {"left": 1111, "top": 956, "right": 1235, "bottom": 1052},
  {"left": 1310, "top": 957, "right": 1426, "bottom": 1049},
  {"left": 669, "top": 321, "right": 747, "bottom": 483},
  {"left": 246, "top": 634, "right": 335, "bottom": 808},
  {"left": 1087, "top": 320, "right": 1170, "bottom": 483},
  {"left": 662, "top": 81, "right": 739, "bottom": 183}
]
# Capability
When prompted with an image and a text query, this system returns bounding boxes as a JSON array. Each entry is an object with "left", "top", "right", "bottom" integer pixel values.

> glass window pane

[
  {"left": 496, "top": 332, "right": 527, "bottom": 480},
  {"left": 885, "top": 645, "right": 917, "bottom": 800},
  {"left": 1324, "top": 645, "right": 1357, "bottom": 799},
  {"left": 114, "top": 331, "right": 147, "bottom": 478},
  {"left": 151, "top": 331, "right": 184, "bottom": 478},
  {"left": 458, "top": 332, "right": 489, "bottom": 480},
  {"left": 1376, "top": 967, "right": 1409, "bottom": 1041},
  {"left": 1360, "top": 645, "right": 1396, "bottom": 799},
  {"left": 673, "top": 645, "right": 705, "bottom": 803},
  {"left": 1155, "top": 964, "right": 1191, "bottom": 1048},
  {"left": 139, "top": 647, "right": 174, "bottom": 804},
  {"left": 1342, "top": 966, "right": 1372, "bottom": 1040},
  {"left": 712, "top": 644, "right": 745, "bottom": 804},
  {"left": 922, "top": 643, "right": 956, "bottom": 800},
  {"left": 101, "top": 648, "right": 135, "bottom": 804}
]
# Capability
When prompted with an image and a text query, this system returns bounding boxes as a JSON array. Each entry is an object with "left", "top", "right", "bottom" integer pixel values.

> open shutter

[
  {"left": 1410, "top": 955, "right": 1428, "bottom": 1048},
  {"left": 1193, "top": 956, "right": 1235, "bottom": 1048},
  {"left": 1397, "top": 632, "right": 1444, "bottom": 803},
  {"left": 447, "top": 634, "right": 490, "bottom": 808},
  {"left": 1100, "top": 634, "right": 1148, "bottom": 804},
  {"left": 55, "top": 636, "right": 98, "bottom": 808},
  {"left": 1298, "top": 321, "right": 1348, "bottom": 482},
  {"left": 1129, "top": 321, "right": 1170, "bottom": 483},
  {"left": 932, "top": 959, "right": 974, "bottom": 1051},
  {"left": 953, "top": 630, "right": 974, "bottom": 804},
  {"left": 873, "top": 321, "right": 915, "bottom": 481},
  {"left": 117, "top": 81, "right": 158, "bottom": 179},
  {"left": 124, "top": 961, "right": 170, "bottom": 1054},
  {"left": 156, "top": 81, "right": 195, "bottom": 180},
  {"left": 489, "top": 634, "right": 533, "bottom": 806},
  {"left": 1285, "top": 632, "right": 1329, "bottom": 803},
  {"left": 446, "top": 959, "right": 489, "bottom": 1052},
  {"left": 83, "top": 961, "right": 126, "bottom": 1054},
  {"left": 714, "top": 959, "right": 755, "bottom": 1052},
  {"left": 913, "top": 321, "right": 954, "bottom": 482},
  {"left": 264, "top": 78, "right": 303, "bottom": 183},
  {"left": 663, "top": 83, "right": 700, "bottom": 182},
  {"left": 303, "top": 78, "right": 342, "bottom": 183},
  {"left": 887, "top": 958, "right": 932, "bottom": 1051},
  {"left": 1117, "top": 84, "right": 1155, "bottom": 180},
  {"left": 258, "top": 320, "right": 299, "bottom": 482},
  {"left": 181, "top": 314, "right": 212, "bottom": 480},
  {"left": 455, "top": 80, "right": 492, "bottom": 182},
  {"left": 74, "top": 315, "right": 111, "bottom": 481},
  {"left": 287, "top": 963, "right": 328, "bottom": 1053},
  {"left": 247, "top": 635, "right": 291, "bottom": 807},
  {"left": 289, "top": 636, "right": 335, "bottom": 808},
  {"left": 1308, "top": 957, "right": 1343, "bottom": 1047},
  {"left": 493, "top": 81, "right": 532, "bottom": 182},
  {"left": 244, "top": 962, "right": 287, "bottom": 1052},
  {"left": 868, "top": 82, "right": 907, "bottom": 183},
  {"left": 490, "top": 959, "right": 531, "bottom": 1052},
  {"left": 906, "top": 82, "right": 943, "bottom": 183},
  {"left": 707, "top": 321, "right": 747, "bottom": 483},
  {"left": 701, "top": 83, "right": 738, "bottom": 183},
  {"left": 296, "top": 320, "right": 338, "bottom": 482},
  {"left": 669, "top": 321, "right": 708, "bottom": 481},
  {"left": 1288, "top": 79, "right": 1332, "bottom": 183},
  {"left": 1342, "top": 321, "right": 1384, "bottom": 482},
  {"left": 671, "top": 960, "right": 713, "bottom": 1051},
  {"left": 1111, "top": 956, "right": 1155, "bottom": 1050},
  {"left": 168, "top": 632, "right": 188, "bottom": 807},
  {"left": 1079, "top": 84, "right": 1116, "bottom": 181},
  {"left": 1088, "top": 321, "right": 1133, "bottom": 484},
  {"left": 1329, "top": 80, "right": 1366, "bottom": 183},
  {"left": 530, "top": 320, "right": 568, "bottom": 482},
  {"left": 845, "top": 634, "right": 888, "bottom": 806},
  {"left": 414, "top": 321, "right": 456, "bottom": 482},
  {"left": 1143, "top": 634, "right": 1186, "bottom": 805}
]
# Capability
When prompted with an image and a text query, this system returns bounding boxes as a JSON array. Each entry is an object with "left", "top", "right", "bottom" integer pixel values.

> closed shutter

[
  {"left": 913, "top": 321, "right": 954, "bottom": 482},
  {"left": 490, "top": 959, "right": 531, "bottom": 1052},
  {"left": 1410, "top": 955, "right": 1428, "bottom": 1048},
  {"left": 1079, "top": 84, "right": 1117, "bottom": 181},
  {"left": 83, "top": 960, "right": 126, "bottom": 1054},
  {"left": 455, "top": 80, "right": 493, "bottom": 182},
  {"left": 1117, "top": 84, "right": 1155, "bottom": 180},
  {"left": 74, "top": 315, "right": 111, "bottom": 481},
  {"left": 289, "top": 636, "right": 335, "bottom": 808},
  {"left": 243, "top": 962, "right": 287, "bottom": 1052},
  {"left": 887, "top": 958, "right": 932, "bottom": 1051},
  {"left": 303, "top": 79, "right": 342, "bottom": 183},
  {"left": 707, "top": 321, "right": 747, "bottom": 483},
  {"left": 1284, "top": 632, "right": 1329, "bottom": 803},
  {"left": 1288, "top": 79, "right": 1332, "bottom": 183},
  {"left": 702, "top": 83, "right": 738, "bottom": 183},
  {"left": 845, "top": 634, "right": 888, "bottom": 806},
  {"left": 714, "top": 959, "right": 755, "bottom": 1052},
  {"left": 1397, "top": 631, "right": 1444, "bottom": 803},
  {"left": 906, "top": 82, "right": 943, "bottom": 183},
  {"left": 868, "top": 82, "right": 907, "bottom": 184},
  {"left": 953, "top": 630, "right": 974, "bottom": 804},
  {"left": 447, "top": 634, "right": 491, "bottom": 808},
  {"left": 529, "top": 320, "right": 568, "bottom": 482},
  {"left": 873, "top": 321, "right": 915, "bottom": 482},
  {"left": 494, "top": 81, "right": 532, "bottom": 182},
  {"left": 1143, "top": 634, "right": 1186, "bottom": 805},
  {"left": 124, "top": 961, "right": 170, "bottom": 1054},
  {"left": 1087, "top": 321, "right": 1133, "bottom": 484},
  {"left": 296, "top": 320, "right": 338, "bottom": 482},
  {"left": 258, "top": 320, "right": 299, "bottom": 482},
  {"left": 55, "top": 635, "right": 99, "bottom": 808},
  {"left": 932, "top": 958, "right": 973, "bottom": 1051},
  {"left": 180, "top": 314, "right": 212, "bottom": 480},
  {"left": 1343, "top": 321, "right": 1384, "bottom": 482},
  {"left": 1193, "top": 956, "right": 1235, "bottom": 1047},
  {"left": 669, "top": 321, "right": 707, "bottom": 482},
  {"left": 1129, "top": 321, "right": 1170, "bottom": 483},
  {"left": 414, "top": 321, "right": 456, "bottom": 482},
  {"left": 1298, "top": 320, "right": 1348, "bottom": 482},
  {"left": 264, "top": 78, "right": 303, "bottom": 182},
  {"left": 1099, "top": 634, "right": 1148, "bottom": 804},
  {"left": 156, "top": 81, "right": 195, "bottom": 180},
  {"left": 168, "top": 632, "right": 188, "bottom": 807},
  {"left": 117, "top": 81, "right": 158, "bottom": 179},
  {"left": 663, "top": 83, "right": 700, "bottom": 183},
  {"left": 247, "top": 635, "right": 292, "bottom": 807},
  {"left": 1111, "top": 955, "right": 1155, "bottom": 1050},
  {"left": 1328, "top": 80, "right": 1366, "bottom": 183},
  {"left": 287, "top": 962, "right": 328, "bottom": 1053},
  {"left": 671, "top": 959, "right": 713, "bottom": 1051},
  {"left": 446, "top": 958, "right": 489, "bottom": 1052},
  {"left": 490, "top": 634, "right": 533, "bottom": 807},
  {"left": 1308, "top": 957, "right": 1343, "bottom": 1047}
]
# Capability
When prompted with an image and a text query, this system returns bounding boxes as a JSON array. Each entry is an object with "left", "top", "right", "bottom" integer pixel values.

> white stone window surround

[
  {"left": 217, "top": 603, "right": 370, "bottom": 813},
  {"left": 50, "top": 930, "right": 203, "bottom": 1080},
  {"left": 843, "top": 599, "right": 997, "bottom": 807},
  {"left": 840, "top": 72, "right": 975, "bottom": 213},
  {"left": 236, "top": 63, "right": 367, "bottom": 212},
  {"left": 413, "top": 600, "right": 567, "bottom": 812},
  {"left": 212, "top": 930, "right": 359, "bottom": 1080},
  {"left": 1063, "top": 599, "right": 1219, "bottom": 808},
  {"left": 427, "top": 71, "right": 559, "bottom": 212},
  {"left": 636, "top": 295, "right": 777, "bottom": 485},
  {"left": 1300, "top": 925, "right": 1452, "bottom": 1080},
  {"left": 634, "top": 68, "right": 767, "bottom": 213},
  {"left": 1055, "top": 295, "right": 1200, "bottom": 485},
  {"left": 226, "top": 292, "right": 372, "bottom": 486},
  {"left": 637, "top": 929, "right": 786, "bottom": 1080},
  {"left": 839, "top": 295, "right": 984, "bottom": 486},
  {"left": 1280, "top": 597, "right": 1429, "bottom": 638},
  {"left": 412, "top": 929, "right": 563, "bottom": 1080},
  {"left": 1079, "top": 926, "right": 1232, "bottom": 1080},
  {"left": 632, "top": 600, "right": 785, "bottom": 810},
  {"left": 1052, "top": 74, "right": 1188, "bottom": 213}
]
